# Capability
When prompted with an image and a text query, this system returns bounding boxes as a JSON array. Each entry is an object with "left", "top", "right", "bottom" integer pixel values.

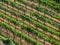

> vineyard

[{"left": 0, "top": 0, "right": 60, "bottom": 45}]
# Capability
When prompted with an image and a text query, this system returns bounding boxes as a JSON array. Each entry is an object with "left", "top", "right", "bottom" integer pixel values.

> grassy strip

[
  {"left": 27, "top": 0, "right": 60, "bottom": 12},
  {"left": 0, "top": 34, "right": 8, "bottom": 41},
  {"left": 2, "top": 0, "right": 59, "bottom": 28},
  {"left": 0, "top": 0, "right": 60, "bottom": 22},
  {"left": 17, "top": 0, "right": 60, "bottom": 21},
  {"left": 30, "top": 11, "right": 60, "bottom": 28},
  {"left": 0, "top": 0, "right": 26, "bottom": 12},
  {"left": 0, "top": 3, "right": 60, "bottom": 37},
  {"left": 0, "top": 12, "right": 60, "bottom": 45},
  {"left": 0, "top": 21, "right": 40, "bottom": 45},
  {"left": 15, "top": 13, "right": 60, "bottom": 37},
  {"left": 0, "top": 33, "right": 20, "bottom": 45},
  {"left": 0, "top": 34, "right": 15, "bottom": 45}
]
